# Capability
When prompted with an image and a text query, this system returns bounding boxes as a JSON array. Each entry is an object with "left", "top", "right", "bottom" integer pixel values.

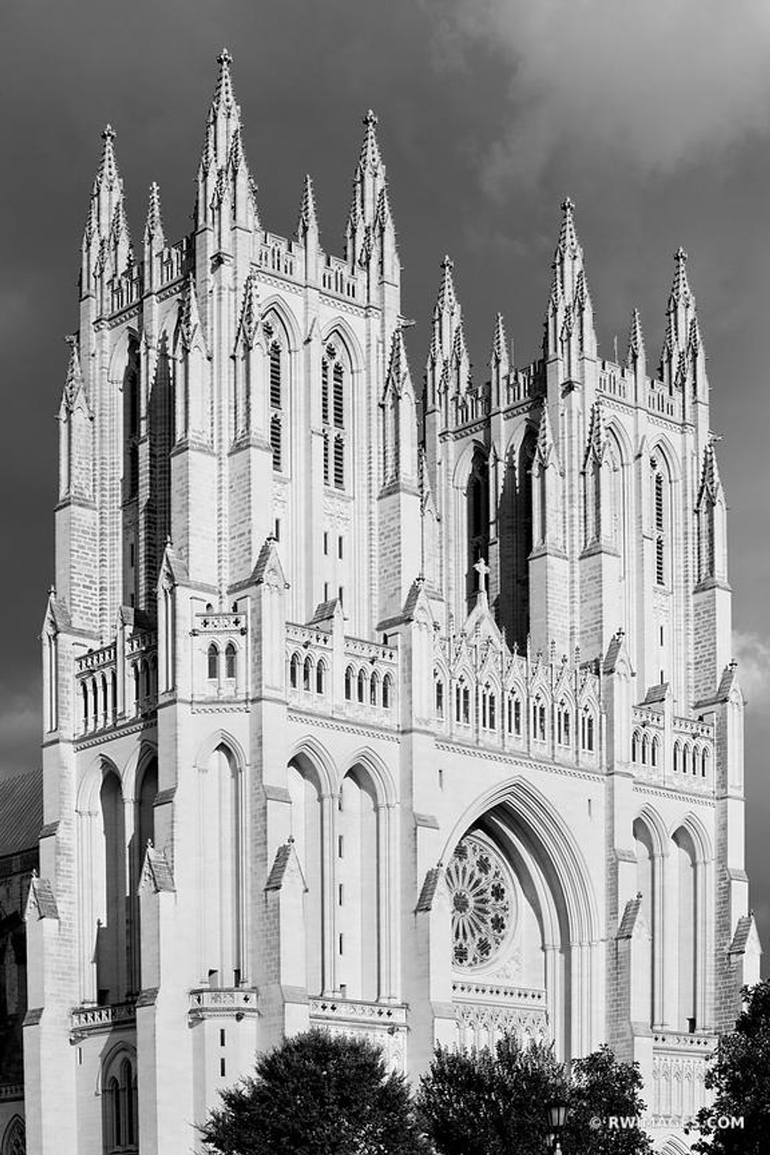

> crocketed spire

[{"left": 544, "top": 196, "right": 595, "bottom": 360}]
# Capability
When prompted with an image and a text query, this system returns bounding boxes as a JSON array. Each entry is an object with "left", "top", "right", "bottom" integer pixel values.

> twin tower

[{"left": 26, "top": 49, "right": 759, "bottom": 1155}]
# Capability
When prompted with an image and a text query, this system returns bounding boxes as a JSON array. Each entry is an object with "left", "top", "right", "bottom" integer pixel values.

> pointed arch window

[
  {"left": 303, "top": 656, "right": 313, "bottom": 692},
  {"left": 435, "top": 674, "right": 445, "bottom": 720},
  {"left": 225, "top": 642, "right": 237, "bottom": 681},
  {"left": 581, "top": 707, "right": 595, "bottom": 752},
  {"left": 507, "top": 693, "right": 522, "bottom": 736},
  {"left": 322, "top": 344, "right": 348, "bottom": 490},
  {"left": 344, "top": 666, "right": 353, "bottom": 701},
  {"left": 652, "top": 465, "right": 668, "bottom": 586},
  {"left": 263, "top": 322, "right": 286, "bottom": 473},
  {"left": 1, "top": 1117, "right": 25, "bottom": 1155},
  {"left": 533, "top": 696, "right": 547, "bottom": 742},
  {"left": 290, "top": 652, "right": 301, "bottom": 689},
  {"left": 481, "top": 685, "right": 496, "bottom": 730},
  {"left": 370, "top": 672, "right": 380, "bottom": 706},
  {"left": 557, "top": 701, "right": 571, "bottom": 746},
  {"left": 207, "top": 643, "right": 219, "bottom": 681},
  {"left": 382, "top": 673, "right": 393, "bottom": 709},
  {"left": 315, "top": 659, "right": 326, "bottom": 695}
]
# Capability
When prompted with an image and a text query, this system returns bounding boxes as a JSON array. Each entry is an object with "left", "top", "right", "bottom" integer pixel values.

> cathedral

[{"left": 23, "top": 50, "right": 761, "bottom": 1155}]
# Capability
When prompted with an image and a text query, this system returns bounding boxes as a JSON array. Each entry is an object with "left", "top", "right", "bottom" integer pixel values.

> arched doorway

[{"left": 443, "top": 784, "right": 599, "bottom": 1061}]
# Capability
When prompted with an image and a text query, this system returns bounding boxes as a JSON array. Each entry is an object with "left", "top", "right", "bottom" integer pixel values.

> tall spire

[
  {"left": 426, "top": 255, "right": 468, "bottom": 414},
  {"left": 386, "top": 326, "right": 409, "bottom": 393},
  {"left": 346, "top": 109, "right": 390, "bottom": 262},
  {"left": 545, "top": 196, "right": 595, "bottom": 360},
  {"left": 196, "top": 49, "right": 257, "bottom": 231},
  {"left": 661, "top": 246, "right": 700, "bottom": 391},
  {"left": 584, "top": 399, "right": 607, "bottom": 466}
]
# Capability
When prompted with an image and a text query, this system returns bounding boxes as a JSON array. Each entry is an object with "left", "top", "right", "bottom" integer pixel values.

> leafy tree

[
  {"left": 416, "top": 1033, "right": 567, "bottom": 1155},
  {"left": 200, "top": 1028, "right": 431, "bottom": 1155},
  {"left": 417, "top": 1035, "right": 651, "bottom": 1155},
  {"left": 565, "top": 1045, "right": 652, "bottom": 1154},
  {"left": 689, "top": 980, "right": 770, "bottom": 1154}
]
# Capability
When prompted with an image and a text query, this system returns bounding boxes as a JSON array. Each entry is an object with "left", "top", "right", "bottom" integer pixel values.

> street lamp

[{"left": 546, "top": 1098, "right": 569, "bottom": 1153}]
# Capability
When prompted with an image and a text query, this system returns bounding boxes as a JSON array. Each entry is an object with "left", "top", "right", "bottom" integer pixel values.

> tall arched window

[
  {"left": 581, "top": 707, "right": 595, "bottom": 752},
  {"left": 98, "top": 771, "right": 126, "bottom": 1005},
  {"left": 338, "top": 767, "right": 380, "bottom": 1001},
  {"left": 288, "top": 759, "right": 325, "bottom": 995},
  {"left": 652, "top": 461, "right": 669, "bottom": 587},
  {"left": 103, "top": 1053, "right": 138, "bottom": 1155},
  {"left": 265, "top": 323, "right": 286, "bottom": 474},
  {"left": 382, "top": 673, "right": 393, "bottom": 709},
  {"left": 290, "top": 652, "right": 300, "bottom": 689},
  {"left": 133, "top": 758, "right": 158, "bottom": 990},
  {"left": 198, "top": 746, "right": 245, "bottom": 988},
  {"left": 207, "top": 643, "right": 219, "bottom": 681},
  {"left": 321, "top": 343, "right": 348, "bottom": 489},
  {"left": 316, "top": 660, "right": 326, "bottom": 695},
  {"left": 434, "top": 674, "right": 445, "bottom": 719},
  {"left": 673, "top": 828, "right": 698, "bottom": 1031},
  {"left": 344, "top": 665, "right": 353, "bottom": 700},
  {"left": 634, "top": 819, "right": 658, "bottom": 1027},
  {"left": 465, "top": 449, "right": 489, "bottom": 604},
  {"left": 225, "top": 642, "right": 237, "bottom": 681}
]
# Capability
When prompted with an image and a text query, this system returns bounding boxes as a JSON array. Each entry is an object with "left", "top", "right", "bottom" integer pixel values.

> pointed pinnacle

[
  {"left": 298, "top": 173, "right": 318, "bottom": 235},
  {"left": 557, "top": 195, "right": 579, "bottom": 257},
  {"left": 536, "top": 403, "right": 555, "bottom": 464},
  {"left": 387, "top": 326, "right": 409, "bottom": 389},
  {"left": 700, "top": 439, "right": 722, "bottom": 500},
  {"left": 491, "top": 312, "right": 509, "bottom": 369},
  {"left": 670, "top": 245, "right": 693, "bottom": 307},
  {"left": 627, "top": 307, "right": 645, "bottom": 363},
  {"left": 180, "top": 274, "right": 203, "bottom": 349},
  {"left": 585, "top": 400, "right": 607, "bottom": 463},
  {"left": 436, "top": 255, "right": 457, "bottom": 313},
  {"left": 144, "top": 181, "right": 165, "bottom": 246},
  {"left": 63, "top": 334, "right": 86, "bottom": 410},
  {"left": 213, "top": 48, "right": 237, "bottom": 113},
  {"left": 236, "top": 270, "right": 260, "bottom": 348},
  {"left": 358, "top": 109, "right": 383, "bottom": 173},
  {"left": 94, "top": 123, "right": 121, "bottom": 193}
]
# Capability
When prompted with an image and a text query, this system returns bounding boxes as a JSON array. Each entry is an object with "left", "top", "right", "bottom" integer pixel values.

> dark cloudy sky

[{"left": 2, "top": 0, "right": 769, "bottom": 965}]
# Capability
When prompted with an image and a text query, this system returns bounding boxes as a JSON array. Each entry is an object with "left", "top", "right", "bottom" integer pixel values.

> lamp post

[{"left": 546, "top": 1098, "right": 568, "bottom": 1154}]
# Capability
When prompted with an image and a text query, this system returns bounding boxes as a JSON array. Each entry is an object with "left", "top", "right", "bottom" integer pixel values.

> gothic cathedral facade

[{"left": 25, "top": 52, "right": 760, "bottom": 1154}]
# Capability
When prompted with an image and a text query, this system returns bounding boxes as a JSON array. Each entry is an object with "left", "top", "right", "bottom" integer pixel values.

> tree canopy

[
  {"left": 200, "top": 1028, "right": 431, "bottom": 1155},
  {"left": 690, "top": 980, "right": 770, "bottom": 1154}
]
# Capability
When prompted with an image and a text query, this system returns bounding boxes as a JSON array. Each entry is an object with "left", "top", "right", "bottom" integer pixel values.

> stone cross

[{"left": 474, "top": 557, "right": 489, "bottom": 596}]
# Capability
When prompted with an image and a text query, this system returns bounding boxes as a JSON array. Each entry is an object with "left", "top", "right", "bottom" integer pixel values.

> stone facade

[{"left": 24, "top": 50, "right": 761, "bottom": 1154}]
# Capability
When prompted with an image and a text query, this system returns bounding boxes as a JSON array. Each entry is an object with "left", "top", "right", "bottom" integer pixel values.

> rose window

[{"left": 446, "top": 834, "right": 514, "bottom": 969}]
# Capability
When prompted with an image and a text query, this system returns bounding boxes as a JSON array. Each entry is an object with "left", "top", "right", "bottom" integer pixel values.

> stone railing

[
  {"left": 188, "top": 987, "right": 260, "bottom": 1021},
  {"left": 256, "top": 232, "right": 297, "bottom": 279},
  {"left": 453, "top": 980, "right": 549, "bottom": 1052},
  {"left": 309, "top": 997, "right": 407, "bottom": 1073},
  {"left": 76, "top": 628, "right": 158, "bottom": 737},
  {"left": 650, "top": 1031, "right": 716, "bottom": 1125},
  {"left": 321, "top": 255, "right": 359, "bottom": 301},
  {"left": 70, "top": 1001, "right": 136, "bottom": 1040},
  {"left": 0, "top": 1084, "right": 23, "bottom": 1102},
  {"left": 598, "top": 360, "right": 628, "bottom": 400}
]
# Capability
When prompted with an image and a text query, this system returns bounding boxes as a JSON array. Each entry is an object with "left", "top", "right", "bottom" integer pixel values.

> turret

[
  {"left": 80, "top": 125, "right": 126, "bottom": 309},
  {"left": 194, "top": 50, "right": 259, "bottom": 282},
  {"left": 344, "top": 110, "right": 399, "bottom": 304}
]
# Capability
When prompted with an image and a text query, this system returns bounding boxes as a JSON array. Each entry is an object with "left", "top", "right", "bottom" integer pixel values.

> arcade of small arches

[
  {"left": 630, "top": 729, "right": 711, "bottom": 780},
  {"left": 432, "top": 668, "right": 597, "bottom": 754},
  {"left": 77, "top": 653, "right": 158, "bottom": 736}
]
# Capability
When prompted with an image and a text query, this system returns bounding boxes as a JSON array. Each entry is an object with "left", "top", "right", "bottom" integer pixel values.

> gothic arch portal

[{"left": 442, "top": 778, "right": 600, "bottom": 1059}]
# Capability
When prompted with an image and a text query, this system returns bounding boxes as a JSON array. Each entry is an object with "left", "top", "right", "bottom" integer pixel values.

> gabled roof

[{"left": 0, "top": 770, "right": 43, "bottom": 859}]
